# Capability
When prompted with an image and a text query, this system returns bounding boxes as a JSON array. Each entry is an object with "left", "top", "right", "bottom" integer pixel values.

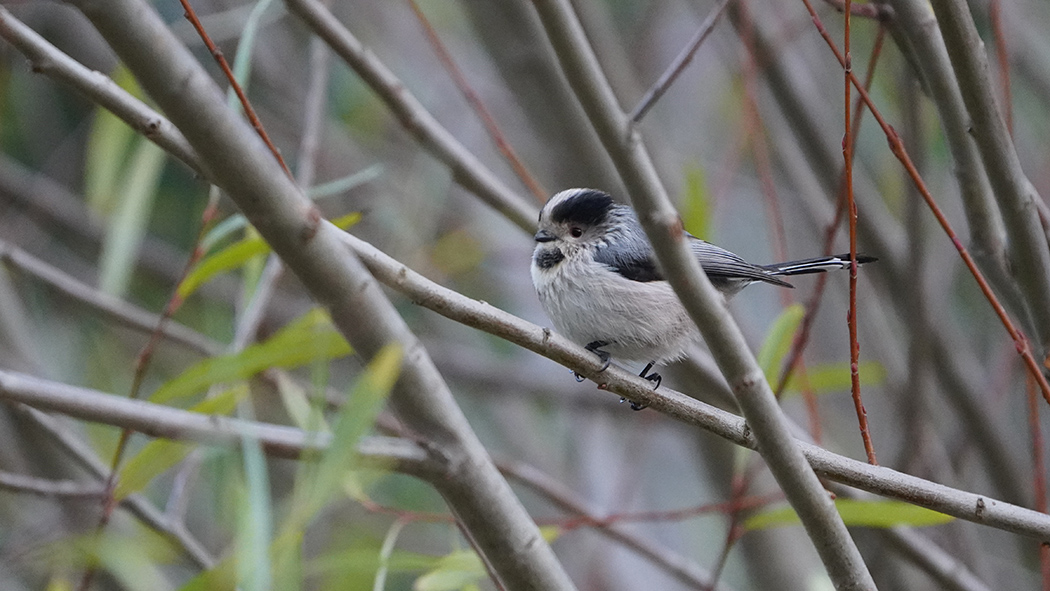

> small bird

[{"left": 530, "top": 188, "right": 875, "bottom": 409}]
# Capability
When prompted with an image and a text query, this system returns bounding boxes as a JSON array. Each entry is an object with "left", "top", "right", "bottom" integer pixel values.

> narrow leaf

[
  {"left": 413, "top": 550, "right": 485, "bottom": 591},
  {"left": 85, "top": 66, "right": 140, "bottom": 213},
  {"left": 781, "top": 361, "right": 887, "bottom": 397},
  {"left": 744, "top": 499, "right": 954, "bottom": 531},
  {"left": 178, "top": 212, "right": 361, "bottom": 299},
  {"left": 757, "top": 304, "right": 804, "bottom": 380},
  {"left": 115, "top": 385, "right": 246, "bottom": 499},
  {"left": 149, "top": 309, "right": 351, "bottom": 404},
  {"left": 98, "top": 138, "right": 166, "bottom": 296},
  {"left": 681, "top": 165, "right": 711, "bottom": 240}
]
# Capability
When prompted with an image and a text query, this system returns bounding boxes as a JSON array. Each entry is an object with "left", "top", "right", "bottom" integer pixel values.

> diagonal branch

[
  {"left": 526, "top": 0, "right": 875, "bottom": 587},
  {"left": 62, "top": 0, "right": 576, "bottom": 588},
  {"left": 337, "top": 228, "right": 1050, "bottom": 543}
]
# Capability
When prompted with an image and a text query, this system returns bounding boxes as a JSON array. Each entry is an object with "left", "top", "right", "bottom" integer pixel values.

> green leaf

[
  {"left": 756, "top": 304, "right": 804, "bottom": 381},
  {"left": 781, "top": 361, "right": 887, "bottom": 397},
  {"left": 85, "top": 66, "right": 141, "bottom": 213},
  {"left": 98, "top": 138, "right": 167, "bottom": 296},
  {"left": 178, "top": 212, "right": 361, "bottom": 300},
  {"left": 274, "top": 370, "right": 329, "bottom": 433},
  {"left": 149, "top": 309, "right": 352, "bottom": 404},
  {"left": 307, "top": 164, "right": 384, "bottom": 200},
  {"left": 414, "top": 550, "right": 486, "bottom": 591},
  {"left": 238, "top": 427, "right": 274, "bottom": 591},
  {"left": 297, "top": 344, "right": 402, "bottom": 521},
  {"left": 115, "top": 385, "right": 247, "bottom": 499},
  {"left": 306, "top": 542, "right": 437, "bottom": 577},
  {"left": 744, "top": 499, "right": 954, "bottom": 531},
  {"left": 681, "top": 165, "right": 711, "bottom": 240}
]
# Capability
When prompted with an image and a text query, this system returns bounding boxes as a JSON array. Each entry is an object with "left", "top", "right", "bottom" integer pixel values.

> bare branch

[
  {"left": 336, "top": 228, "right": 1050, "bottom": 542},
  {"left": 0, "top": 6, "right": 203, "bottom": 175},
  {"left": 62, "top": 0, "right": 576, "bottom": 587},
  {"left": 527, "top": 0, "right": 875, "bottom": 587},
  {"left": 285, "top": 0, "right": 539, "bottom": 233}
]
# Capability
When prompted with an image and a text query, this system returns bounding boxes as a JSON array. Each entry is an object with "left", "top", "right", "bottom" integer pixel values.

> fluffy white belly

[{"left": 532, "top": 257, "right": 699, "bottom": 363}]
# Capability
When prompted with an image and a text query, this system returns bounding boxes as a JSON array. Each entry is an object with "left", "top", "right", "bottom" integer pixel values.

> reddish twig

[
  {"left": 819, "top": 0, "right": 890, "bottom": 19},
  {"left": 179, "top": 0, "right": 292, "bottom": 178},
  {"left": 796, "top": 0, "right": 1050, "bottom": 409},
  {"left": 407, "top": 0, "right": 547, "bottom": 203},
  {"left": 842, "top": 0, "right": 877, "bottom": 465},
  {"left": 988, "top": 0, "right": 1013, "bottom": 136},
  {"left": 77, "top": 196, "right": 220, "bottom": 591},
  {"left": 554, "top": 490, "right": 782, "bottom": 531},
  {"left": 772, "top": 27, "right": 887, "bottom": 437},
  {"left": 1027, "top": 376, "right": 1050, "bottom": 590}
]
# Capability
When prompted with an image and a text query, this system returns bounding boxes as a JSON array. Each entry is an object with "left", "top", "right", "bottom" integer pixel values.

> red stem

[
  {"left": 796, "top": 0, "right": 1050, "bottom": 410},
  {"left": 179, "top": 0, "right": 293, "bottom": 178}
]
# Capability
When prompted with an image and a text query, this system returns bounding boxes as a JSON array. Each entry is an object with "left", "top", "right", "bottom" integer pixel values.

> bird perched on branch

[{"left": 530, "top": 188, "right": 875, "bottom": 409}]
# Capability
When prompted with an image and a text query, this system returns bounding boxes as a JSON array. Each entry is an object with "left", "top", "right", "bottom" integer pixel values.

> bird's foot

[
  {"left": 626, "top": 362, "right": 662, "bottom": 410},
  {"left": 575, "top": 340, "right": 611, "bottom": 382}
]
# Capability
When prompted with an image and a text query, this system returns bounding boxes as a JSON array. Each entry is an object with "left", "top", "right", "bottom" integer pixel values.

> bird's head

[{"left": 534, "top": 189, "right": 620, "bottom": 258}]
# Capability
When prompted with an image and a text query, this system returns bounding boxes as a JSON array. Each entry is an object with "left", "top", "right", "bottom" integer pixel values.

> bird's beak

[{"left": 534, "top": 229, "right": 556, "bottom": 243}]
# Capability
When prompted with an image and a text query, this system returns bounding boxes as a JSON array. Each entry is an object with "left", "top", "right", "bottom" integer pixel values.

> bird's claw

[{"left": 584, "top": 340, "right": 611, "bottom": 372}]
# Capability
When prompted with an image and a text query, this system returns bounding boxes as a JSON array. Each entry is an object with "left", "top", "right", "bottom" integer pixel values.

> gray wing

[
  {"left": 689, "top": 238, "right": 793, "bottom": 288},
  {"left": 593, "top": 230, "right": 663, "bottom": 282}
]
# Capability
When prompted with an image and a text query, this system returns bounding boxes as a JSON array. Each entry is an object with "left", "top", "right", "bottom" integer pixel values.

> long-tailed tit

[{"left": 531, "top": 188, "right": 875, "bottom": 408}]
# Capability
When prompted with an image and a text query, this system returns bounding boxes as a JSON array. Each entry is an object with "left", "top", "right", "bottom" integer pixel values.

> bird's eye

[{"left": 570, "top": 227, "right": 584, "bottom": 238}]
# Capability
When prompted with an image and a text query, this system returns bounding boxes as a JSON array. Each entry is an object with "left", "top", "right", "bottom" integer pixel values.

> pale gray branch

[
  {"left": 0, "top": 369, "right": 440, "bottom": 476},
  {"left": 0, "top": 6, "right": 203, "bottom": 175},
  {"left": 0, "top": 238, "right": 221, "bottom": 357},
  {"left": 336, "top": 228, "right": 1050, "bottom": 542},
  {"left": 928, "top": 0, "right": 1050, "bottom": 350},
  {"left": 62, "top": 0, "right": 577, "bottom": 588},
  {"left": 284, "top": 0, "right": 538, "bottom": 233},
  {"left": 527, "top": 1, "right": 875, "bottom": 587}
]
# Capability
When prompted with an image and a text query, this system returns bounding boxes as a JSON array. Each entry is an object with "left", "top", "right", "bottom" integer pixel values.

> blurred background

[{"left": 1, "top": 0, "right": 1049, "bottom": 589}]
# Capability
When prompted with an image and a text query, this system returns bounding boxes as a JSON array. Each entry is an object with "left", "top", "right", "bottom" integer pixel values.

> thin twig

[
  {"left": 285, "top": 0, "right": 539, "bottom": 232},
  {"left": 408, "top": 0, "right": 547, "bottom": 203},
  {"left": 843, "top": 0, "right": 877, "bottom": 466},
  {"left": 1027, "top": 376, "right": 1050, "bottom": 589},
  {"left": 629, "top": 0, "right": 732, "bottom": 123},
  {"left": 178, "top": 0, "right": 292, "bottom": 177},
  {"left": 795, "top": 0, "right": 1050, "bottom": 410},
  {"left": 79, "top": 196, "right": 219, "bottom": 591},
  {"left": 988, "top": 0, "right": 1013, "bottom": 136},
  {"left": 0, "top": 471, "right": 106, "bottom": 498},
  {"left": 499, "top": 459, "right": 732, "bottom": 591},
  {"left": 337, "top": 228, "right": 1050, "bottom": 541}
]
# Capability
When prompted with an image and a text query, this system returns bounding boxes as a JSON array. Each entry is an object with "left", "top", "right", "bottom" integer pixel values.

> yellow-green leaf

[
  {"left": 757, "top": 304, "right": 804, "bottom": 381},
  {"left": 781, "top": 361, "right": 887, "bottom": 397},
  {"left": 294, "top": 344, "right": 402, "bottom": 522},
  {"left": 85, "top": 66, "right": 141, "bottom": 213},
  {"left": 414, "top": 550, "right": 485, "bottom": 591},
  {"left": 681, "top": 165, "right": 711, "bottom": 240},
  {"left": 744, "top": 499, "right": 954, "bottom": 531},
  {"left": 149, "top": 309, "right": 351, "bottom": 404},
  {"left": 98, "top": 138, "right": 167, "bottom": 297},
  {"left": 115, "top": 385, "right": 247, "bottom": 499},
  {"left": 178, "top": 212, "right": 361, "bottom": 299}
]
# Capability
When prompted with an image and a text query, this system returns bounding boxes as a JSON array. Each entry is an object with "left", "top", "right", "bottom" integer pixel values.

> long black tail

[{"left": 764, "top": 253, "right": 877, "bottom": 277}]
